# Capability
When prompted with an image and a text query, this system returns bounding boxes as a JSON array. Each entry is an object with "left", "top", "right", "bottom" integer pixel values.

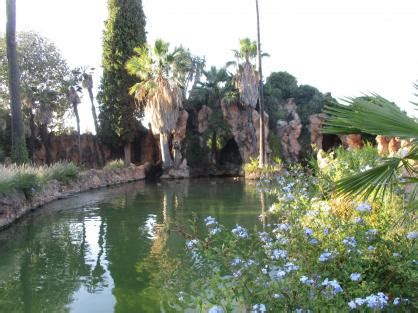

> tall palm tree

[
  {"left": 6, "top": 0, "right": 28, "bottom": 163},
  {"left": 256, "top": 0, "right": 266, "bottom": 167},
  {"left": 81, "top": 69, "right": 99, "bottom": 134},
  {"left": 227, "top": 38, "right": 259, "bottom": 108},
  {"left": 68, "top": 86, "right": 82, "bottom": 162},
  {"left": 323, "top": 94, "right": 418, "bottom": 202},
  {"left": 126, "top": 39, "right": 190, "bottom": 168}
]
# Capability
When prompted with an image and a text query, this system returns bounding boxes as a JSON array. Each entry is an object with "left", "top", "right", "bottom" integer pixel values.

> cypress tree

[{"left": 98, "top": 0, "right": 146, "bottom": 165}]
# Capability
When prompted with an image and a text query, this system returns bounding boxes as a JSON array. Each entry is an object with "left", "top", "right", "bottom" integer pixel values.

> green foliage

[
  {"left": 268, "top": 132, "right": 282, "bottom": 161},
  {"left": 0, "top": 32, "right": 73, "bottom": 132},
  {"left": 10, "top": 136, "right": 29, "bottom": 164},
  {"left": 243, "top": 157, "right": 282, "bottom": 177},
  {"left": 323, "top": 95, "right": 418, "bottom": 200},
  {"left": 0, "top": 162, "right": 79, "bottom": 197},
  {"left": 43, "top": 162, "right": 80, "bottom": 184},
  {"left": 98, "top": 0, "right": 146, "bottom": 147},
  {"left": 169, "top": 162, "right": 416, "bottom": 311},
  {"left": 104, "top": 159, "right": 125, "bottom": 171}
]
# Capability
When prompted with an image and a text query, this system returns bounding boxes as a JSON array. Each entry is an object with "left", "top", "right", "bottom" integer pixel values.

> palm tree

[
  {"left": 190, "top": 66, "right": 232, "bottom": 163},
  {"left": 256, "top": 0, "right": 266, "bottom": 167},
  {"left": 126, "top": 39, "right": 190, "bottom": 168},
  {"left": 323, "top": 94, "right": 418, "bottom": 201},
  {"left": 6, "top": 0, "right": 28, "bottom": 163},
  {"left": 81, "top": 69, "right": 99, "bottom": 134},
  {"left": 68, "top": 86, "right": 82, "bottom": 162},
  {"left": 227, "top": 38, "right": 259, "bottom": 108}
]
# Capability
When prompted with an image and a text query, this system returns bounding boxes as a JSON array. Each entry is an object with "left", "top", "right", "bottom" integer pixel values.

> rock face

[
  {"left": 221, "top": 100, "right": 269, "bottom": 163},
  {"left": 197, "top": 105, "right": 213, "bottom": 134},
  {"left": 309, "top": 113, "right": 327, "bottom": 149},
  {"left": 339, "top": 134, "right": 363, "bottom": 150},
  {"left": 170, "top": 110, "right": 190, "bottom": 177},
  {"left": 34, "top": 134, "right": 112, "bottom": 168},
  {"left": 277, "top": 99, "right": 302, "bottom": 163},
  {"left": 0, "top": 163, "right": 150, "bottom": 229}
]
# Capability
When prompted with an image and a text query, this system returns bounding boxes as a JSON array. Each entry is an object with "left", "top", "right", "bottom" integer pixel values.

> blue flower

[
  {"left": 343, "top": 236, "right": 357, "bottom": 248},
  {"left": 271, "top": 249, "right": 287, "bottom": 260},
  {"left": 232, "top": 225, "right": 248, "bottom": 238},
  {"left": 204, "top": 216, "right": 217, "bottom": 227},
  {"left": 350, "top": 273, "right": 361, "bottom": 281},
  {"left": 304, "top": 227, "right": 314, "bottom": 236},
  {"left": 319, "top": 251, "right": 333, "bottom": 262},
  {"left": 407, "top": 231, "right": 417, "bottom": 240},
  {"left": 356, "top": 202, "right": 371, "bottom": 212}
]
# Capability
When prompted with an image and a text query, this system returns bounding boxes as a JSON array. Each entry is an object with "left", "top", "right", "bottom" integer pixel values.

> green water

[{"left": 0, "top": 179, "right": 265, "bottom": 313}]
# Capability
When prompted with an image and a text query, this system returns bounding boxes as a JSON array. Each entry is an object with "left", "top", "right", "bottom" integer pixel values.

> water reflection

[{"left": 0, "top": 179, "right": 264, "bottom": 312}]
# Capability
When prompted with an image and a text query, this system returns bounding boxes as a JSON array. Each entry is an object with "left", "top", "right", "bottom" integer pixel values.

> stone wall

[{"left": 0, "top": 163, "right": 150, "bottom": 230}]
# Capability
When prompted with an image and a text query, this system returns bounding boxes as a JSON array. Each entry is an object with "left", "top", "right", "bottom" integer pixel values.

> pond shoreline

[{"left": 0, "top": 163, "right": 151, "bottom": 230}]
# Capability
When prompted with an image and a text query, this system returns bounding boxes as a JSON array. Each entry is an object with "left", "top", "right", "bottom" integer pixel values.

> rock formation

[
  {"left": 197, "top": 105, "right": 213, "bottom": 134},
  {"left": 33, "top": 134, "right": 112, "bottom": 168},
  {"left": 172, "top": 110, "right": 189, "bottom": 172},
  {"left": 309, "top": 113, "right": 327, "bottom": 149},
  {"left": 339, "top": 134, "right": 363, "bottom": 150},
  {"left": 277, "top": 99, "right": 302, "bottom": 163},
  {"left": 220, "top": 100, "right": 268, "bottom": 163}
]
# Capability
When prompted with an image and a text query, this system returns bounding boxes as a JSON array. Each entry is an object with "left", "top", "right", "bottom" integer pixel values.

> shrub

[
  {"left": 163, "top": 149, "right": 416, "bottom": 311},
  {"left": 0, "top": 164, "right": 41, "bottom": 197},
  {"left": 0, "top": 162, "right": 80, "bottom": 197},
  {"left": 43, "top": 162, "right": 80, "bottom": 184},
  {"left": 104, "top": 159, "right": 125, "bottom": 171},
  {"left": 244, "top": 157, "right": 282, "bottom": 178}
]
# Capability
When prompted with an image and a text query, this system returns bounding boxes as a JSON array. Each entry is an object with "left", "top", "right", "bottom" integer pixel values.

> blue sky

[{"left": 1, "top": 0, "right": 417, "bottom": 132}]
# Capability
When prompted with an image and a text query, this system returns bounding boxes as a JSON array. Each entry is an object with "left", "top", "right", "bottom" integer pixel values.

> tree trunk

[
  {"left": 87, "top": 87, "right": 99, "bottom": 135},
  {"left": 6, "top": 0, "right": 28, "bottom": 163},
  {"left": 29, "top": 104, "right": 36, "bottom": 161},
  {"left": 123, "top": 142, "right": 131, "bottom": 166},
  {"left": 256, "top": 0, "right": 266, "bottom": 167},
  {"left": 73, "top": 103, "right": 82, "bottom": 163},
  {"left": 211, "top": 130, "right": 217, "bottom": 164},
  {"left": 159, "top": 132, "right": 173, "bottom": 169}
]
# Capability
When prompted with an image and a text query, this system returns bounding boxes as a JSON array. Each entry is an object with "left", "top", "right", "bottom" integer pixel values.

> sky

[{"left": 1, "top": 0, "right": 417, "bottom": 133}]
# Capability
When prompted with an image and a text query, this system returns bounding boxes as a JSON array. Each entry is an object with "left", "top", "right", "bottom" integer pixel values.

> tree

[
  {"left": 188, "top": 66, "right": 234, "bottom": 164},
  {"left": 323, "top": 94, "right": 418, "bottom": 201},
  {"left": 0, "top": 32, "right": 72, "bottom": 164},
  {"left": 98, "top": 0, "right": 146, "bottom": 166},
  {"left": 126, "top": 39, "right": 191, "bottom": 168},
  {"left": 227, "top": 38, "right": 259, "bottom": 108},
  {"left": 81, "top": 69, "right": 100, "bottom": 135},
  {"left": 5, "top": 0, "right": 28, "bottom": 163},
  {"left": 67, "top": 86, "right": 81, "bottom": 161},
  {"left": 256, "top": 0, "right": 266, "bottom": 167}
]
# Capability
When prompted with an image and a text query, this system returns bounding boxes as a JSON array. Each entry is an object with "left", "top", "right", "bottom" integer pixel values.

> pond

[{"left": 0, "top": 178, "right": 266, "bottom": 312}]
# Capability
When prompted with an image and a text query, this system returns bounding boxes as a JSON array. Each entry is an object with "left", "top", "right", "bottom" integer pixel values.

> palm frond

[
  {"left": 333, "top": 158, "right": 401, "bottom": 200},
  {"left": 323, "top": 94, "right": 418, "bottom": 138}
]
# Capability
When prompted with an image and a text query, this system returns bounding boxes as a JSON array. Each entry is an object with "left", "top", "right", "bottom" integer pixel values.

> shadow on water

[{"left": 0, "top": 178, "right": 269, "bottom": 312}]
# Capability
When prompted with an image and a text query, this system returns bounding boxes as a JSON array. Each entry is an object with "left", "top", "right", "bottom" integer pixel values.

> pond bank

[{"left": 0, "top": 163, "right": 151, "bottom": 230}]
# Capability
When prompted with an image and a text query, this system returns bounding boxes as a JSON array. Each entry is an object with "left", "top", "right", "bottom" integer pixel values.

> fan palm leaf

[{"left": 323, "top": 94, "right": 418, "bottom": 200}]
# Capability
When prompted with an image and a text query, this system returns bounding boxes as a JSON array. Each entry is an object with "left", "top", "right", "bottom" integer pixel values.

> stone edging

[{"left": 0, "top": 163, "right": 150, "bottom": 230}]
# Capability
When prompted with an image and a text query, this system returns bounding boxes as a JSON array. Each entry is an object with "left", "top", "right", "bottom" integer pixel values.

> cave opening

[{"left": 218, "top": 139, "right": 243, "bottom": 167}]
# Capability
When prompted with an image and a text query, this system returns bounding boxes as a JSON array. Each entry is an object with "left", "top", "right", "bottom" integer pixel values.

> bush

[
  {"left": 104, "top": 159, "right": 125, "bottom": 171},
  {"left": 0, "top": 164, "right": 41, "bottom": 197},
  {"left": 43, "top": 162, "right": 80, "bottom": 184},
  {"left": 244, "top": 157, "right": 282, "bottom": 178},
  {"left": 0, "top": 161, "right": 80, "bottom": 197},
  {"left": 164, "top": 150, "right": 416, "bottom": 312}
]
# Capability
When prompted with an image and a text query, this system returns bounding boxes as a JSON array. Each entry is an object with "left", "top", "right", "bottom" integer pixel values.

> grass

[
  {"left": 243, "top": 157, "right": 282, "bottom": 178},
  {"left": 104, "top": 159, "right": 125, "bottom": 171},
  {"left": 0, "top": 162, "right": 80, "bottom": 198}
]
